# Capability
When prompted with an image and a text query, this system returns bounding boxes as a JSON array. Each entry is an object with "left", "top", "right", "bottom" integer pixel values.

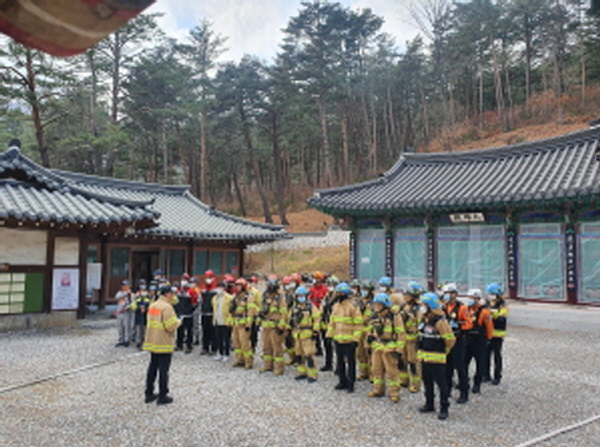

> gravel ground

[{"left": 1, "top": 322, "right": 599, "bottom": 447}]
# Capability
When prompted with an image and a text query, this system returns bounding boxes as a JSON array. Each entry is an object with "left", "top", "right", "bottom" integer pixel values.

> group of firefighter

[{"left": 125, "top": 269, "right": 508, "bottom": 420}]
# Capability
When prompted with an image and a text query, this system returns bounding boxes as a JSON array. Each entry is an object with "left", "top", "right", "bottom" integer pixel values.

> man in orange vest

[
  {"left": 464, "top": 289, "right": 494, "bottom": 394},
  {"left": 443, "top": 283, "right": 470, "bottom": 404}
]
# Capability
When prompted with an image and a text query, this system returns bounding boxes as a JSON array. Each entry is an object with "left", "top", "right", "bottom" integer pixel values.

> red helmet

[
  {"left": 181, "top": 273, "right": 190, "bottom": 280},
  {"left": 205, "top": 270, "right": 215, "bottom": 278},
  {"left": 235, "top": 278, "right": 248, "bottom": 288},
  {"left": 282, "top": 276, "right": 291, "bottom": 285},
  {"left": 268, "top": 274, "right": 278, "bottom": 281},
  {"left": 224, "top": 274, "right": 235, "bottom": 283},
  {"left": 251, "top": 276, "right": 259, "bottom": 284},
  {"left": 290, "top": 273, "right": 301, "bottom": 283}
]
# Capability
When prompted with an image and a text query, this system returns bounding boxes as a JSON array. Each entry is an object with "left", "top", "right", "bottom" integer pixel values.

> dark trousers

[
  {"left": 322, "top": 331, "right": 333, "bottom": 367},
  {"left": 335, "top": 342, "right": 356, "bottom": 387},
  {"left": 215, "top": 325, "right": 232, "bottom": 356},
  {"left": 315, "top": 331, "right": 323, "bottom": 355},
  {"left": 487, "top": 337, "right": 504, "bottom": 380},
  {"left": 201, "top": 314, "right": 215, "bottom": 352},
  {"left": 423, "top": 362, "right": 449, "bottom": 410},
  {"left": 145, "top": 353, "right": 172, "bottom": 398},
  {"left": 446, "top": 335, "right": 468, "bottom": 396},
  {"left": 466, "top": 334, "right": 487, "bottom": 387},
  {"left": 177, "top": 317, "right": 193, "bottom": 349},
  {"left": 250, "top": 322, "right": 259, "bottom": 351}
]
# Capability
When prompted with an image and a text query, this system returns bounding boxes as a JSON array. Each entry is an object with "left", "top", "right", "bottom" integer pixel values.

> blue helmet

[
  {"left": 406, "top": 281, "right": 423, "bottom": 295},
  {"left": 486, "top": 282, "right": 503, "bottom": 296},
  {"left": 295, "top": 286, "right": 309, "bottom": 296},
  {"left": 421, "top": 292, "right": 441, "bottom": 310},
  {"left": 373, "top": 293, "right": 390, "bottom": 307},
  {"left": 336, "top": 282, "right": 351, "bottom": 295},
  {"left": 379, "top": 276, "right": 392, "bottom": 287}
]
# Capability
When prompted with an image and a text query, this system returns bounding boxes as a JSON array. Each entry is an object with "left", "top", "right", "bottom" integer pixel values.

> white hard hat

[
  {"left": 467, "top": 288, "right": 482, "bottom": 298},
  {"left": 443, "top": 283, "right": 458, "bottom": 293}
]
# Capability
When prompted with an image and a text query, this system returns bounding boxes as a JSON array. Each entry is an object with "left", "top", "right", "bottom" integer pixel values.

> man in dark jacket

[
  {"left": 200, "top": 270, "right": 218, "bottom": 355},
  {"left": 175, "top": 281, "right": 195, "bottom": 354}
]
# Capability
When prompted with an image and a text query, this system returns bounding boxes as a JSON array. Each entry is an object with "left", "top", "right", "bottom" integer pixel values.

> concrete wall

[{"left": 0, "top": 311, "right": 77, "bottom": 332}]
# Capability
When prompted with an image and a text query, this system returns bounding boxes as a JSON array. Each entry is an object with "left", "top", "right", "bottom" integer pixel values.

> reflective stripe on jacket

[
  {"left": 143, "top": 296, "right": 181, "bottom": 353},
  {"left": 417, "top": 311, "right": 455, "bottom": 364},
  {"left": 326, "top": 298, "right": 363, "bottom": 343}
]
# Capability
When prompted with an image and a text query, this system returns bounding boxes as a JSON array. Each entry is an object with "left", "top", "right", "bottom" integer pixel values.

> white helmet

[
  {"left": 443, "top": 283, "right": 458, "bottom": 293},
  {"left": 467, "top": 288, "right": 482, "bottom": 298}
]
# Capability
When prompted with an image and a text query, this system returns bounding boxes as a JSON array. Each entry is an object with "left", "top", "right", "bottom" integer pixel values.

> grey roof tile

[
  {"left": 0, "top": 147, "right": 286, "bottom": 242},
  {"left": 309, "top": 126, "right": 600, "bottom": 215}
]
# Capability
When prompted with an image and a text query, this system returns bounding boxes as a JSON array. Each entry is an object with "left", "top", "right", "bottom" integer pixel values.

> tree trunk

[
  {"left": 111, "top": 31, "right": 121, "bottom": 125},
  {"left": 241, "top": 108, "right": 272, "bottom": 223},
  {"left": 317, "top": 96, "right": 333, "bottom": 188},
  {"left": 87, "top": 50, "right": 101, "bottom": 174},
  {"left": 176, "top": 121, "right": 189, "bottom": 184},
  {"left": 340, "top": 107, "right": 350, "bottom": 185},
  {"left": 161, "top": 120, "right": 169, "bottom": 183},
  {"left": 200, "top": 112, "right": 208, "bottom": 202},
  {"left": 232, "top": 169, "right": 247, "bottom": 217},
  {"left": 371, "top": 100, "right": 378, "bottom": 174},
  {"left": 271, "top": 113, "right": 289, "bottom": 226},
  {"left": 478, "top": 66, "right": 484, "bottom": 130},
  {"left": 387, "top": 86, "right": 397, "bottom": 152},
  {"left": 504, "top": 51, "right": 514, "bottom": 131},
  {"left": 524, "top": 20, "right": 532, "bottom": 105},
  {"left": 492, "top": 40, "right": 506, "bottom": 131},
  {"left": 25, "top": 50, "right": 49, "bottom": 167},
  {"left": 361, "top": 91, "right": 374, "bottom": 175},
  {"left": 581, "top": 49, "right": 586, "bottom": 106},
  {"left": 419, "top": 81, "right": 430, "bottom": 149}
]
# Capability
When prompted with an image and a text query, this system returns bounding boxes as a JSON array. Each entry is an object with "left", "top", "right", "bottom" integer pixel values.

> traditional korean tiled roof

[
  {"left": 0, "top": 146, "right": 287, "bottom": 242},
  {"left": 0, "top": 147, "right": 157, "bottom": 227},
  {"left": 309, "top": 126, "right": 600, "bottom": 216},
  {"left": 55, "top": 170, "right": 287, "bottom": 242}
]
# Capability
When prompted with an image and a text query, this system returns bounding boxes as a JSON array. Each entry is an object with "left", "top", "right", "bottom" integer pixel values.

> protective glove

[
  {"left": 245, "top": 327, "right": 250, "bottom": 332},
  {"left": 276, "top": 328, "right": 284, "bottom": 336}
]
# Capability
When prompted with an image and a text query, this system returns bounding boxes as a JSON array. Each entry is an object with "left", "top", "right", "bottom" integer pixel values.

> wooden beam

[
  {"left": 43, "top": 230, "right": 55, "bottom": 314},
  {"left": 77, "top": 232, "right": 88, "bottom": 319}
]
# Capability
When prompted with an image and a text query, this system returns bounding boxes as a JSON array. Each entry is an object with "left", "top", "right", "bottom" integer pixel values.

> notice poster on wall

[
  {"left": 87, "top": 263, "right": 102, "bottom": 291},
  {"left": 52, "top": 268, "right": 80, "bottom": 310}
]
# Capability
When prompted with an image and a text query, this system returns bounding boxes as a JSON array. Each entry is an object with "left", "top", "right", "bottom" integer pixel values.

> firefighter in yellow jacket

[
  {"left": 418, "top": 293, "right": 456, "bottom": 420},
  {"left": 398, "top": 281, "right": 423, "bottom": 392},
  {"left": 486, "top": 282, "right": 508, "bottom": 385},
  {"left": 229, "top": 278, "right": 258, "bottom": 369},
  {"left": 143, "top": 285, "right": 181, "bottom": 405},
  {"left": 354, "top": 280, "right": 374, "bottom": 380},
  {"left": 259, "top": 275, "right": 288, "bottom": 375},
  {"left": 366, "top": 293, "right": 406, "bottom": 403},
  {"left": 327, "top": 282, "right": 363, "bottom": 393},
  {"left": 289, "top": 286, "right": 322, "bottom": 382}
]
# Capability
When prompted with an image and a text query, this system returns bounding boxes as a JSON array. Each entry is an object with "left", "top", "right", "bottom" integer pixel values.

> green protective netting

[
  {"left": 356, "top": 229, "right": 386, "bottom": 283},
  {"left": 437, "top": 225, "right": 505, "bottom": 294},
  {"left": 394, "top": 228, "right": 427, "bottom": 290},
  {"left": 518, "top": 223, "right": 564, "bottom": 301},
  {"left": 579, "top": 223, "right": 600, "bottom": 303}
]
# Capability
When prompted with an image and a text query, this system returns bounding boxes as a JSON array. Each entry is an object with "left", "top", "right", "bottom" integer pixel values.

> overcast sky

[{"left": 147, "top": 1, "right": 422, "bottom": 63}]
